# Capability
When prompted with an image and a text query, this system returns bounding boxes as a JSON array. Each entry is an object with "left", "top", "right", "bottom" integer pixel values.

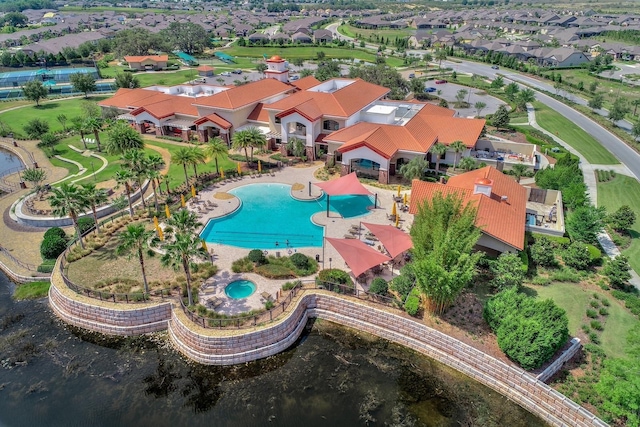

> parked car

[
  {"left": 435, "top": 79, "right": 447, "bottom": 84},
  {"left": 220, "top": 71, "right": 231, "bottom": 77},
  {"left": 290, "top": 75, "right": 299, "bottom": 81},
  {"left": 408, "top": 73, "right": 415, "bottom": 79},
  {"left": 232, "top": 69, "right": 243, "bottom": 74},
  {"left": 491, "top": 65, "right": 499, "bottom": 70},
  {"left": 424, "top": 87, "right": 436, "bottom": 93}
]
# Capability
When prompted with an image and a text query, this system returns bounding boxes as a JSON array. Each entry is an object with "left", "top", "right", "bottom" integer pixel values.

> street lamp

[
  {"left": 90, "top": 160, "right": 96, "bottom": 181},
  {"left": 329, "top": 258, "right": 332, "bottom": 269}
]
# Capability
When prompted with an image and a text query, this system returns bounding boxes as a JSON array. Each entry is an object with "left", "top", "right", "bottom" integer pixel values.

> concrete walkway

[{"left": 526, "top": 104, "right": 640, "bottom": 289}]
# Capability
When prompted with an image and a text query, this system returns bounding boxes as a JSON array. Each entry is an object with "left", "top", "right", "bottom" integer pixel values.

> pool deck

[{"left": 177, "top": 162, "right": 412, "bottom": 315}]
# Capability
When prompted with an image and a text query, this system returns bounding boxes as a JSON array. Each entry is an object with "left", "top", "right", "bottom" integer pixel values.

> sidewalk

[{"left": 526, "top": 104, "right": 640, "bottom": 289}]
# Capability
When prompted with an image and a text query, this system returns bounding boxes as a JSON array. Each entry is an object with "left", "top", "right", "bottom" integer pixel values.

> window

[
  {"left": 275, "top": 117, "right": 281, "bottom": 124},
  {"left": 323, "top": 120, "right": 339, "bottom": 131}
]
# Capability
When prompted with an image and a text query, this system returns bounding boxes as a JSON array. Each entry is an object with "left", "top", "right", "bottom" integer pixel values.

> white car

[{"left": 220, "top": 71, "right": 231, "bottom": 77}]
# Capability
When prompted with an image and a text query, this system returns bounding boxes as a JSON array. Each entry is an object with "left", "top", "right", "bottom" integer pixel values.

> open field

[
  {"left": 0, "top": 99, "right": 32, "bottom": 113},
  {"left": 337, "top": 23, "right": 414, "bottom": 41},
  {"left": 533, "top": 101, "right": 619, "bottom": 164},
  {"left": 598, "top": 175, "right": 640, "bottom": 275},
  {"left": 526, "top": 281, "right": 638, "bottom": 358}
]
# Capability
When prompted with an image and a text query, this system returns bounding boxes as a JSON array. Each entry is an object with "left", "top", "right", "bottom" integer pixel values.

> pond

[
  {"left": 0, "top": 272, "right": 548, "bottom": 427},
  {"left": 0, "top": 147, "right": 24, "bottom": 177}
]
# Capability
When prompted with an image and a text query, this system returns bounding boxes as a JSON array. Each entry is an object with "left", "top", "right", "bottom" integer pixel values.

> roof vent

[{"left": 501, "top": 195, "right": 508, "bottom": 202}]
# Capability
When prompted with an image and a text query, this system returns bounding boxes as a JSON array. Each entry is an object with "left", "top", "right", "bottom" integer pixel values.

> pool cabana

[
  {"left": 314, "top": 172, "right": 376, "bottom": 217},
  {"left": 325, "top": 237, "right": 391, "bottom": 279}
]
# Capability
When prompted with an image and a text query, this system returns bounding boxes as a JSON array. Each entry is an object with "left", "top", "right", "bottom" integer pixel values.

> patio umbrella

[
  {"left": 153, "top": 215, "right": 159, "bottom": 228},
  {"left": 220, "top": 169, "right": 225, "bottom": 178},
  {"left": 395, "top": 214, "right": 400, "bottom": 228},
  {"left": 157, "top": 227, "right": 164, "bottom": 241},
  {"left": 165, "top": 204, "right": 171, "bottom": 218},
  {"left": 202, "top": 240, "right": 208, "bottom": 251},
  {"left": 258, "top": 160, "right": 262, "bottom": 173},
  {"left": 392, "top": 202, "right": 397, "bottom": 216},
  {"left": 181, "top": 194, "right": 186, "bottom": 208},
  {"left": 191, "top": 185, "right": 196, "bottom": 197},
  {"left": 397, "top": 185, "right": 401, "bottom": 197},
  {"left": 403, "top": 193, "right": 408, "bottom": 205},
  {"left": 237, "top": 162, "right": 242, "bottom": 175}
]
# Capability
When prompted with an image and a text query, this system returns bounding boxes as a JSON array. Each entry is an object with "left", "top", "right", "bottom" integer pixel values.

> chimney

[
  {"left": 473, "top": 178, "right": 493, "bottom": 197},
  {"left": 501, "top": 195, "right": 508, "bottom": 202}
]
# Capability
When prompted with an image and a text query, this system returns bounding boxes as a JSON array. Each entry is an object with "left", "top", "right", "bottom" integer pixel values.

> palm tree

[
  {"left": 511, "top": 164, "right": 528, "bottom": 183},
  {"left": 85, "top": 116, "right": 103, "bottom": 152},
  {"left": 146, "top": 154, "right": 165, "bottom": 190},
  {"left": 146, "top": 169, "right": 161, "bottom": 212},
  {"left": 231, "top": 129, "right": 252, "bottom": 164},
  {"left": 161, "top": 232, "right": 205, "bottom": 306},
  {"left": 166, "top": 209, "right": 201, "bottom": 234},
  {"left": 515, "top": 88, "right": 535, "bottom": 112},
  {"left": 459, "top": 156, "right": 477, "bottom": 172},
  {"left": 105, "top": 121, "right": 144, "bottom": 155},
  {"left": 245, "top": 126, "right": 266, "bottom": 161},
  {"left": 49, "top": 183, "right": 89, "bottom": 249},
  {"left": 81, "top": 183, "right": 108, "bottom": 235},
  {"left": 158, "top": 174, "right": 171, "bottom": 195},
  {"left": 450, "top": 140, "right": 467, "bottom": 170},
  {"left": 172, "top": 147, "right": 194, "bottom": 188},
  {"left": 71, "top": 116, "right": 88, "bottom": 149},
  {"left": 435, "top": 48, "right": 447, "bottom": 69},
  {"left": 430, "top": 143, "right": 448, "bottom": 173},
  {"left": 204, "top": 136, "right": 228, "bottom": 174},
  {"left": 399, "top": 157, "right": 428, "bottom": 182},
  {"left": 115, "top": 169, "right": 136, "bottom": 218},
  {"left": 121, "top": 149, "right": 148, "bottom": 209},
  {"left": 116, "top": 224, "right": 155, "bottom": 294},
  {"left": 187, "top": 146, "right": 206, "bottom": 179}
]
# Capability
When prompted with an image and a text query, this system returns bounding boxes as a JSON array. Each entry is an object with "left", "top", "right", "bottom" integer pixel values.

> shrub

[
  {"left": 530, "top": 276, "right": 552, "bottom": 286},
  {"left": 599, "top": 307, "right": 609, "bottom": 316},
  {"left": 76, "top": 217, "right": 95, "bottom": 236},
  {"left": 317, "top": 269, "right": 354, "bottom": 292},
  {"left": 44, "top": 227, "right": 67, "bottom": 240},
  {"left": 590, "top": 320, "right": 603, "bottom": 331},
  {"left": 582, "top": 324, "right": 590, "bottom": 333},
  {"left": 281, "top": 281, "right": 299, "bottom": 291},
  {"left": 589, "top": 332, "right": 600, "bottom": 344},
  {"left": 231, "top": 257, "right": 254, "bottom": 273},
  {"left": 404, "top": 289, "right": 421, "bottom": 316},
  {"left": 590, "top": 300, "right": 600, "bottom": 308},
  {"left": 490, "top": 252, "right": 525, "bottom": 290},
  {"left": 36, "top": 263, "right": 55, "bottom": 273},
  {"left": 586, "top": 309, "right": 598, "bottom": 318},
  {"left": 601, "top": 298, "right": 610, "bottom": 307},
  {"left": 604, "top": 255, "right": 632, "bottom": 289},
  {"left": 369, "top": 277, "right": 388, "bottom": 295},
  {"left": 611, "top": 290, "right": 640, "bottom": 316},
  {"left": 550, "top": 267, "right": 581, "bottom": 283},
  {"left": 255, "top": 263, "right": 295, "bottom": 279},
  {"left": 484, "top": 287, "right": 569, "bottom": 370},
  {"left": 530, "top": 236, "right": 557, "bottom": 267},
  {"left": 390, "top": 267, "right": 414, "bottom": 300},
  {"left": 40, "top": 235, "right": 68, "bottom": 259},
  {"left": 247, "top": 249, "right": 266, "bottom": 265},
  {"left": 562, "top": 241, "right": 591, "bottom": 270},
  {"left": 290, "top": 252, "right": 310, "bottom": 270},
  {"left": 585, "top": 244, "right": 602, "bottom": 265}
]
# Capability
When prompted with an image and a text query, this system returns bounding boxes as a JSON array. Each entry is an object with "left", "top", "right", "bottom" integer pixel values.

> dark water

[
  {"left": 0, "top": 272, "right": 547, "bottom": 427},
  {"left": 0, "top": 148, "right": 24, "bottom": 177}
]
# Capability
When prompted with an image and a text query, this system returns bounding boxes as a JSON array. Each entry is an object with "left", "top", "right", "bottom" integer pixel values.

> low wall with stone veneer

[
  {"left": 49, "top": 263, "right": 171, "bottom": 336},
  {"left": 168, "top": 293, "right": 607, "bottom": 427}
]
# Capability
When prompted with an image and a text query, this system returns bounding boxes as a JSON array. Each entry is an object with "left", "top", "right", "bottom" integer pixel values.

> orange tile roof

[
  {"left": 193, "top": 79, "right": 292, "bottom": 110},
  {"left": 130, "top": 95, "right": 199, "bottom": 119},
  {"left": 330, "top": 123, "right": 426, "bottom": 158},
  {"left": 247, "top": 103, "right": 269, "bottom": 122},
  {"left": 430, "top": 116, "right": 486, "bottom": 147},
  {"left": 194, "top": 113, "right": 232, "bottom": 129},
  {"left": 266, "top": 79, "right": 389, "bottom": 118},
  {"left": 292, "top": 75, "right": 321, "bottom": 90},
  {"left": 409, "top": 167, "right": 526, "bottom": 251},
  {"left": 197, "top": 65, "right": 214, "bottom": 71},
  {"left": 124, "top": 55, "right": 168, "bottom": 63},
  {"left": 276, "top": 98, "right": 324, "bottom": 122}
]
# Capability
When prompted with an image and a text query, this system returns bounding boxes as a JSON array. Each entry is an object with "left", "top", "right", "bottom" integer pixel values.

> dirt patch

[
  {"left": 214, "top": 192, "right": 234, "bottom": 200},
  {"left": 487, "top": 126, "right": 529, "bottom": 144},
  {"left": 291, "top": 183, "right": 304, "bottom": 191}
]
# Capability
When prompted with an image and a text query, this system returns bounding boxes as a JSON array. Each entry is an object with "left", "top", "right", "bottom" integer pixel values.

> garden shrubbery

[
  {"left": 484, "top": 287, "right": 569, "bottom": 370},
  {"left": 233, "top": 251, "right": 317, "bottom": 278},
  {"left": 317, "top": 268, "right": 354, "bottom": 292},
  {"left": 404, "top": 288, "right": 421, "bottom": 316},
  {"left": 40, "top": 227, "right": 68, "bottom": 260},
  {"left": 369, "top": 277, "right": 388, "bottom": 295}
]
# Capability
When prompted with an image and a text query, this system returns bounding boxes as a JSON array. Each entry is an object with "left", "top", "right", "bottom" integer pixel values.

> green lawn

[
  {"left": 533, "top": 101, "right": 619, "bottom": 165},
  {"left": 526, "top": 282, "right": 638, "bottom": 358},
  {"left": 135, "top": 70, "right": 196, "bottom": 88},
  {"left": 13, "top": 281, "right": 50, "bottom": 300},
  {"left": 598, "top": 175, "right": 640, "bottom": 275},
  {"left": 337, "top": 24, "right": 414, "bottom": 40}
]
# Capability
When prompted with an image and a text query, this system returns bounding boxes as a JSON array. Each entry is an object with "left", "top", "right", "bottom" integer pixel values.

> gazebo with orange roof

[{"left": 197, "top": 65, "right": 215, "bottom": 77}]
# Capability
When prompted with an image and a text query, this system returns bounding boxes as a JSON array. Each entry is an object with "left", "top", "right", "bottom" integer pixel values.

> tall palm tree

[
  {"left": 115, "top": 169, "right": 136, "bottom": 218},
  {"left": 204, "top": 136, "right": 228, "bottom": 174},
  {"left": 85, "top": 116, "right": 103, "bottom": 152},
  {"left": 160, "top": 232, "right": 204, "bottom": 306},
  {"left": 459, "top": 156, "right": 477, "bottom": 172},
  {"left": 49, "top": 183, "right": 89, "bottom": 249},
  {"left": 146, "top": 169, "right": 161, "bottom": 212},
  {"left": 166, "top": 209, "right": 201, "bottom": 234},
  {"left": 71, "top": 116, "right": 89, "bottom": 149},
  {"left": 172, "top": 147, "right": 194, "bottom": 188},
  {"left": 81, "top": 183, "right": 108, "bottom": 235},
  {"left": 450, "top": 140, "right": 467, "bottom": 170},
  {"left": 116, "top": 224, "right": 155, "bottom": 294},
  {"left": 430, "top": 143, "right": 448, "bottom": 173},
  {"left": 399, "top": 157, "right": 428, "bottom": 182},
  {"left": 246, "top": 126, "right": 266, "bottom": 161},
  {"left": 511, "top": 164, "right": 528, "bottom": 183},
  {"left": 146, "top": 154, "right": 166, "bottom": 190},
  {"left": 121, "top": 149, "right": 147, "bottom": 209},
  {"left": 187, "top": 146, "right": 206, "bottom": 179},
  {"left": 158, "top": 174, "right": 171, "bottom": 195},
  {"left": 231, "top": 129, "right": 252, "bottom": 164}
]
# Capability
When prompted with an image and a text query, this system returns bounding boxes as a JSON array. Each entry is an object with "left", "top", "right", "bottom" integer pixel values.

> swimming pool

[
  {"left": 225, "top": 280, "right": 256, "bottom": 299},
  {"left": 200, "top": 183, "right": 374, "bottom": 249}
]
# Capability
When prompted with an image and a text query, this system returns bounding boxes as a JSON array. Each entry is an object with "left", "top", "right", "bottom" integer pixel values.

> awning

[
  {"left": 326, "top": 237, "right": 391, "bottom": 277},
  {"left": 267, "top": 130, "right": 282, "bottom": 138},
  {"left": 361, "top": 222, "right": 413, "bottom": 259},
  {"left": 314, "top": 172, "right": 373, "bottom": 196},
  {"left": 163, "top": 119, "right": 195, "bottom": 129},
  {"left": 117, "top": 114, "right": 136, "bottom": 121}
]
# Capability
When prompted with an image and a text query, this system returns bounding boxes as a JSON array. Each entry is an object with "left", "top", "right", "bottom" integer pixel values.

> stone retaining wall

[
  {"left": 537, "top": 337, "right": 582, "bottom": 383},
  {"left": 168, "top": 293, "right": 607, "bottom": 427},
  {"left": 49, "top": 269, "right": 171, "bottom": 336}
]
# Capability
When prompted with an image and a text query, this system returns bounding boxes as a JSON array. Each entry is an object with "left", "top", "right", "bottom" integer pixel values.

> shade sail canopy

[
  {"left": 361, "top": 222, "right": 413, "bottom": 259},
  {"left": 326, "top": 237, "right": 391, "bottom": 277},
  {"left": 314, "top": 172, "right": 373, "bottom": 196}
]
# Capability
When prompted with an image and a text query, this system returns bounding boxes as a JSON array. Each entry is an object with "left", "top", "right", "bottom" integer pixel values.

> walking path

[{"left": 526, "top": 104, "right": 640, "bottom": 289}]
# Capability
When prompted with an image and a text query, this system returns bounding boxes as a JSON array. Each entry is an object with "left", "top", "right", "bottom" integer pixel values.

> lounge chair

[
  {"left": 344, "top": 234, "right": 357, "bottom": 239},
  {"left": 207, "top": 297, "right": 222, "bottom": 309},
  {"left": 363, "top": 239, "right": 375, "bottom": 246}
]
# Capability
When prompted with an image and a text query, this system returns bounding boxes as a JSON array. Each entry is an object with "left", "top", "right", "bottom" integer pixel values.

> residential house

[{"left": 124, "top": 55, "right": 168, "bottom": 71}]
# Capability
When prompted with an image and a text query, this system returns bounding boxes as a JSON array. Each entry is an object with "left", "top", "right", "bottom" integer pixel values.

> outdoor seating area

[{"left": 525, "top": 188, "right": 565, "bottom": 236}]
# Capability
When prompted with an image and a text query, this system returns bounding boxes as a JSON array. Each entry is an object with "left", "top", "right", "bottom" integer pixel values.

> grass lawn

[
  {"left": 525, "top": 282, "right": 638, "bottom": 358},
  {"left": 0, "top": 95, "right": 109, "bottom": 138},
  {"left": 337, "top": 24, "right": 414, "bottom": 40},
  {"left": 136, "top": 70, "right": 196, "bottom": 87},
  {"left": 533, "top": 101, "right": 619, "bottom": 165},
  {"left": 0, "top": 99, "right": 33, "bottom": 113},
  {"left": 13, "top": 281, "right": 50, "bottom": 300},
  {"left": 598, "top": 175, "right": 640, "bottom": 274}
]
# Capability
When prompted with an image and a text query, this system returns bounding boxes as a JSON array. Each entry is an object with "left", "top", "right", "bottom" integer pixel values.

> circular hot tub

[{"left": 224, "top": 280, "right": 257, "bottom": 299}]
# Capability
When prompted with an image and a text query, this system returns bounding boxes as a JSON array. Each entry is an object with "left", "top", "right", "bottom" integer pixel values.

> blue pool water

[
  {"left": 200, "top": 183, "right": 374, "bottom": 249},
  {"left": 225, "top": 280, "right": 257, "bottom": 299}
]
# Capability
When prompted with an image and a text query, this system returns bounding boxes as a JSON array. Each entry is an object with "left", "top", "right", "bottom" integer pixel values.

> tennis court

[
  {"left": 0, "top": 67, "right": 100, "bottom": 88},
  {"left": 0, "top": 82, "right": 115, "bottom": 100}
]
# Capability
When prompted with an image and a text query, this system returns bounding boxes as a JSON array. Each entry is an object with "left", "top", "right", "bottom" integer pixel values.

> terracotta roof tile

[
  {"left": 291, "top": 75, "right": 321, "bottom": 90},
  {"left": 409, "top": 167, "right": 526, "bottom": 251},
  {"left": 193, "top": 79, "right": 292, "bottom": 110},
  {"left": 124, "top": 55, "right": 168, "bottom": 63},
  {"left": 247, "top": 103, "right": 269, "bottom": 122},
  {"left": 194, "top": 113, "right": 232, "bottom": 129}
]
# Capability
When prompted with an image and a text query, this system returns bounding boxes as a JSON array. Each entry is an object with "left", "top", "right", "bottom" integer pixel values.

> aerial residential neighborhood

[{"left": 0, "top": 0, "right": 639, "bottom": 425}]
